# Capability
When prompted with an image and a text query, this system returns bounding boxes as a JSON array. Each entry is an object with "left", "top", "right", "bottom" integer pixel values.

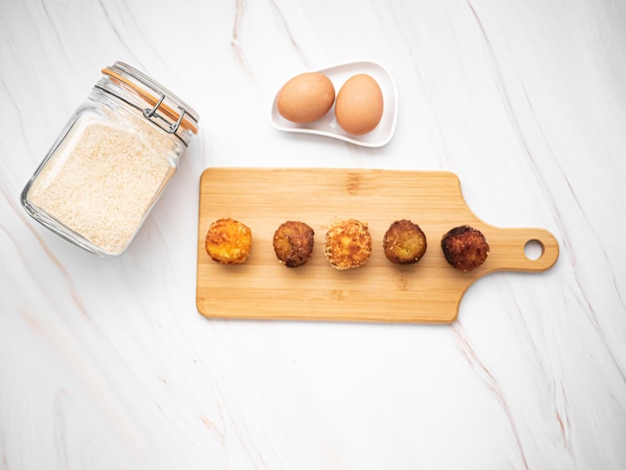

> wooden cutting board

[{"left": 196, "top": 168, "right": 559, "bottom": 323}]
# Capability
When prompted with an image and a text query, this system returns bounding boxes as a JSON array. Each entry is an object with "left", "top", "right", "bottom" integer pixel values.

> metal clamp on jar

[{"left": 21, "top": 61, "right": 199, "bottom": 256}]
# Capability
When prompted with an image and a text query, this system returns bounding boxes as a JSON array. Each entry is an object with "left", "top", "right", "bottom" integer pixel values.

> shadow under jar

[{"left": 21, "top": 61, "right": 199, "bottom": 256}]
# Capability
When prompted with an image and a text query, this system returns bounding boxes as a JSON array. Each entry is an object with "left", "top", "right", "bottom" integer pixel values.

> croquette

[
  {"left": 205, "top": 218, "right": 252, "bottom": 264},
  {"left": 383, "top": 219, "right": 427, "bottom": 264},
  {"left": 273, "top": 221, "right": 315, "bottom": 267},
  {"left": 441, "top": 225, "right": 489, "bottom": 272},
  {"left": 324, "top": 219, "right": 372, "bottom": 270}
]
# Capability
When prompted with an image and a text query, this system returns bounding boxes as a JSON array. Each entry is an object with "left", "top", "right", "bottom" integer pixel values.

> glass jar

[{"left": 21, "top": 61, "right": 199, "bottom": 256}]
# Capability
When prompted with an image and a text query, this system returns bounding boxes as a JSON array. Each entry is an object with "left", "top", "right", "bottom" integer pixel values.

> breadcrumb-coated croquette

[
  {"left": 324, "top": 219, "right": 372, "bottom": 270},
  {"left": 441, "top": 225, "right": 489, "bottom": 272},
  {"left": 383, "top": 219, "right": 427, "bottom": 264},
  {"left": 273, "top": 221, "right": 315, "bottom": 268},
  {"left": 205, "top": 218, "right": 252, "bottom": 264}
]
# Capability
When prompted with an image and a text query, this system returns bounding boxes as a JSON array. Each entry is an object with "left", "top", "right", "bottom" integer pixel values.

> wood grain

[{"left": 196, "top": 168, "right": 559, "bottom": 323}]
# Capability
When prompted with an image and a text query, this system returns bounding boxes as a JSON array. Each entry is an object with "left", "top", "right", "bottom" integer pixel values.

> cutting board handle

[{"left": 488, "top": 227, "right": 559, "bottom": 273}]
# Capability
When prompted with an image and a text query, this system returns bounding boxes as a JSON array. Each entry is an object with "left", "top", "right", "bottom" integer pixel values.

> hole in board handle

[{"left": 524, "top": 239, "right": 544, "bottom": 261}]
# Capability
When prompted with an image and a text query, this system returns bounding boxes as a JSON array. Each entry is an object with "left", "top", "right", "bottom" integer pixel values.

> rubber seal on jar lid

[{"left": 101, "top": 65, "right": 199, "bottom": 135}]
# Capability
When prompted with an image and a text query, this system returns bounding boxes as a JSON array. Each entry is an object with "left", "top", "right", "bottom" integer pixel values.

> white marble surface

[{"left": 1, "top": 0, "right": 625, "bottom": 468}]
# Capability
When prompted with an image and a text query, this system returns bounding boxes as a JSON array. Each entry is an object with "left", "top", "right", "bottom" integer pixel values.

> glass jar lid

[{"left": 97, "top": 61, "right": 199, "bottom": 145}]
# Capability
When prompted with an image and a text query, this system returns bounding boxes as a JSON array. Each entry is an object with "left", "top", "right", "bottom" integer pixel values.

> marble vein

[
  {"left": 466, "top": 0, "right": 626, "bottom": 388},
  {"left": 554, "top": 380, "right": 572, "bottom": 453},
  {"left": 96, "top": 0, "right": 146, "bottom": 70},
  {"left": 53, "top": 389, "right": 70, "bottom": 470},
  {"left": 39, "top": 0, "right": 79, "bottom": 77},
  {"left": 0, "top": 70, "right": 32, "bottom": 164},
  {"left": 387, "top": 2, "right": 450, "bottom": 168},
  {"left": 231, "top": 0, "right": 253, "bottom": 77},
  {"left": 519, "top": 83, "right": 626, "bottom": 315},
  {"left": 503, "top": 282, "right": 573, "bottom": 452},
  {"left": 453, "top": 322, "right": 530, "bottom": 470},
  {"left": 268, "top": 0, "right": 310, "bottom": 69}
]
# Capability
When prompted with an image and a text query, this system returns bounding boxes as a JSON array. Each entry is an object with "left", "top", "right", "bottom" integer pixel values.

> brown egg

[
  {"left": 335, "top": 74, "right": 384, "bottom": 135},
  {"left": 276, "top": 72, "right": 335, "bottom": 124}
]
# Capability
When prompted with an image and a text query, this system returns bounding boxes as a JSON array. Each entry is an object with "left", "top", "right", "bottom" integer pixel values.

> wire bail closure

[
  {"left": 142, "top": 93, "right": 187, "bottom": 134},
  {"left": 99, "top": 63, "right": 199, "bottom": 144}
]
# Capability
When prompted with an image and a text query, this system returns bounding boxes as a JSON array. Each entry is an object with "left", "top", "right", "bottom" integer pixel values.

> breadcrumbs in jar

[{"left": 21, "top": 61, "right": 199, "bottom": 256}]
